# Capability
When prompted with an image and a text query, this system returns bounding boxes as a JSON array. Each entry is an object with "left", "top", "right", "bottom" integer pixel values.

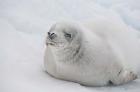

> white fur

[{"left": 44, "top": 20, "right": 139, "bottom": 86}]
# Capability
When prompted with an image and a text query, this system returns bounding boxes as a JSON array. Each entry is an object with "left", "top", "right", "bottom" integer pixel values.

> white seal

[{"left": 44, "top": 21, "right": 138, "bottom": 86}]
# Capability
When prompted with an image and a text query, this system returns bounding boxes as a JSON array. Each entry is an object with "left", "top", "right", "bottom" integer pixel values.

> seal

[{"left": 44, "top": 22, "right": 137, "bottom": 86}]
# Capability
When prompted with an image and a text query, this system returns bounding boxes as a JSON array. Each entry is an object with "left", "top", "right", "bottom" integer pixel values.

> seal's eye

[
  {"left": 64, "top": 32, "right": 72, "bottom": 42},
  {"left": 64, "top": 33, "right": 71, "bottom": 38}
]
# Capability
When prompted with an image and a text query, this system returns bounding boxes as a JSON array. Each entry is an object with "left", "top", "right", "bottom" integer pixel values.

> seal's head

[{"left": 46, "top": 22, "right": 80, "bottom": 48}]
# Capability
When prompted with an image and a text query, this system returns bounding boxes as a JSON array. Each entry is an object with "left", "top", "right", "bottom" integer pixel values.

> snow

[{"left": 0, "top": 0, "right": 140, "bottom": 92}]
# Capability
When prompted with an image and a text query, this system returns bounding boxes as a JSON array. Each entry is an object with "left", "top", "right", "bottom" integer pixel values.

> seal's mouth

[
  {"left": 46, "top": 42, "right": 55, "bottom": 46},
  {"left": 46, "top": 37, "right": 58, "bottom": 46},
  {"left": 46, "top": 36, "right": 65, "bottom": 47}
]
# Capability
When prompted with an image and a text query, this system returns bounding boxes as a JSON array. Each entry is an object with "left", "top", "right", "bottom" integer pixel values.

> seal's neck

[
  {"left": 59, "top": 44, "right": 82, "bottom": 64},
  {"left": 52, "top": 38, "right": 83, "bottom": 64}
]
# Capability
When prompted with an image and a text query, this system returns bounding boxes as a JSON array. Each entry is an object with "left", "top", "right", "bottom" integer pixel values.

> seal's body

[{"left": 44, "top": 21, "right": 138, "bottom": 86}]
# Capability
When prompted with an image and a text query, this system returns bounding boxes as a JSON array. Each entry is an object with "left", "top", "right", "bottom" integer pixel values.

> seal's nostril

[
  {"left": 48, "top": 32, "right": 51, "bottom": 35},
  {"left": 51, "top": 33, "right": 55, "bottom": 36}
]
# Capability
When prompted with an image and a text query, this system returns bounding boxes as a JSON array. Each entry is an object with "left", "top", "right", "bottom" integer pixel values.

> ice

[{"left": 1, "top": 0, "right": 140, "bottom": 92}]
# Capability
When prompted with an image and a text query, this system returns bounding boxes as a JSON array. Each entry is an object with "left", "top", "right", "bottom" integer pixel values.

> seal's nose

[{"left": 48, "top": 32, "right": 56, "bottom": 40}]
